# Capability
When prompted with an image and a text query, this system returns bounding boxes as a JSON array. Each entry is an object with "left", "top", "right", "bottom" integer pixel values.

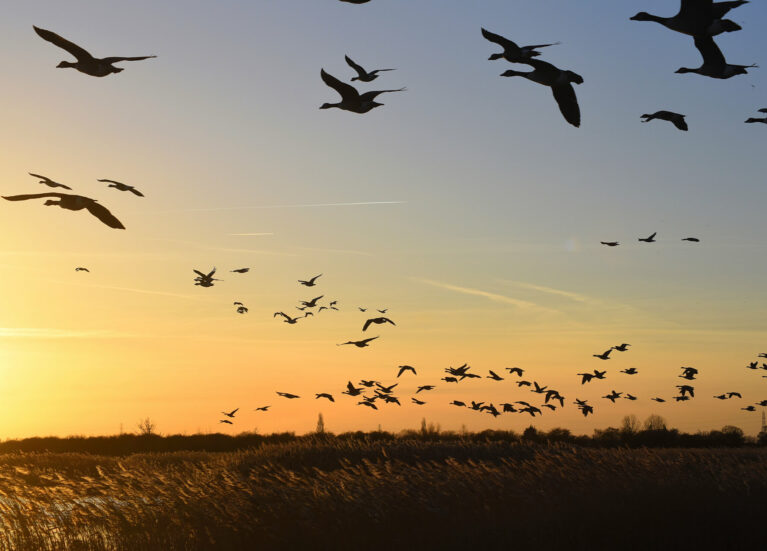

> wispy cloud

[
  {"left": 415, "top": 278, "right": 558, "bottom": 313},
  {"left": 294, "top": 247, "right": 373, "bottom": 257},
  {"left": 135, "top": 200, "right": 406, "bottom": 214},
  {"left": 0, "top": 328, "right": 137, "bottom": 339},
  {"left": 499, "top": 280, "right": 590, "bottom": 303}
]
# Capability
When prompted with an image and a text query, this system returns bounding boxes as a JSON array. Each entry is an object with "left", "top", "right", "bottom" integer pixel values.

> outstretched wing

[
  {"left": 101, "top": 55, "right": 157, "bottom": 64},
  {"left": 128, "top": 187, "right": 145, "bottom": 197},
  {"left": 362, "top": 319, "right": 373, "bottom": 332},
  {"left": 321, "top": 69, "right": 359, "bottom": 102},
  {"left": 33, "top": 26, "right": 93, "bottom": 61},
  {"left": 3, "top": 192, "right": 66, "bottom": 201},
  {"left": 362, "top": 336, "right": 379, "bottom": 345},
  {"left": 345, "top": 55, "right": 367, "bottom": 78},
  {"left": 480, "top": 28, "right": 518, "bottom": 50},
  {"left": 97, "top": 178, "right": 122, "bottom": 185},
  {"left": 309, "top": 274, "right": 322, "bottom": 283},
  {"left": 693, "top": 35, "right": 726, "bottom": 67},
  {"left": 551, "top": 83, "right": 580, "bottom": 127},
  {"left": 359, "top": 87, "right": 406, "bottom": 103},
  {"left": 85, "top": 201, "right": 125, "bottom": 229}
]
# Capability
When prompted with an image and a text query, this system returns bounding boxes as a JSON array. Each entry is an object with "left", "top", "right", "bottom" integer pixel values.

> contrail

[
  {"left": 415, "top": 278, "right": 559, "bottom": 314},
  {"left": 134, "top": 201, "right": 406, "bottom": 214}
]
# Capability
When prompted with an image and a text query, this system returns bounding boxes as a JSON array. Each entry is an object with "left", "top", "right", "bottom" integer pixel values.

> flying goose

[
  {"left": 676, "top": 385, "right": 695, "bottom": 397},
  {"left": 358, "top": 380, "right": 378, "bottom": 387},
  {"left": 613, "top": 343, "right": 631, "bottom": 352},
  {"left": 298, "top": 274, "right": 322, "bottom": 286},
  {"left": 98, "top": 179, "right": 144, "bottom": 197},
  {"left": 254, "top": 406, "right": 270, "bottom": 411},
  {"left": 487, "top": 370, "right": 504, "bottom": 381},
  {"left": 411, "top": 397, "right": 426, "bottom": 405},
  {"left": 593, "top": 349, "right": 612, "bottom": 360},
  {"left": 3, "top": 192, "right": 125, "bottom": 229},
  {"left": 342, "top": 382, "right": 362, "bottom": 397},
  {"left": 231, "top": 268, "right": 250, "bottom": 273},
  {"left": 416, "top": 385, "right": 435, "bottom": 393},
  {"left": 682, "top": 237, "right": 700, "bottom": 242},
  {"left": 601, "top": 241, "right": 619, "bottom": 247},
  {"left": 345, "top": 55, "right": 395, "bottom": 82},
  {"left": 441, "top": 376, "right": 458, "bottom": 383},
  {"left": 193, "top": 268, "right": 220, "bottom": 288},
  {"left": 33, "top": 26, "right": 156, "bottom": 77},
  {"left": 629, "top": 1, "right": 744, "bottom": 37},
  {"left": 75, "top": 267, "right": 90, "bottom": 272},
  {"left": 397, "top": 365, "right": 416, "bottom": 377},
  {"left": 506, "top": 367, "right": 524, "bottom": 376},
  {"left": 320, "top": 69, "right": 405, "bottom": 113},
  {"left": 316, "top": 393, "right": 335, "bottom": 402},
  {"left": 377, "top": 309, "right": 388, "bottom": 314},
  {"left": 742, "top": 405, "right": 756, "bottom": 411},
  {"left": 276, "top": 392, "right": 300, "bottom": 399},
  {"left": 219, "top": 419, "right": 233, "bottom": 425},
  {"left": 236, "top": 306, "right": 248, "bottom": 314},
  {"left": 638, "top": 232, "right": 657, "bottom": 243},
  {"left": 221, "top": 408, "right": 239, "bottom": 418},
  {"left": 625, "top": 394, "right": 638, "bottom": 401},
  {"left": 376, "top": 382, "right": 398, "bottom": 394},
  {"left": 532, "top": 381, "right": 548, "bottom": 394},
  {"left": 28, "top": 173, "right": 72, "bottom": 190},
  {"left": 450, "top": 400, "right": 466, "bottom": 407},
  {"left": 593, "top": 370, "right": 607, "bottom": 379},
  {"left": 728, "top": 392, "right": 742, "bottom": 399},
  {"left": 300, "top": 295, "right": 323, "bottom": 308},
  {"left": 679, "top": 366, "right": 698, "bottom": 380},
  {"left": 500, "top": 59, "right": 583, "bottom": 127},
  {"left": 641, "top": 111, "right": 688, "bottom": 131},
  {"left": 577, "top": 373, "right": 594, "bottom": 384},
  {"left": 362, "top": 317, "right": 395, "bottom": 331},
  {"left": 676, "top": 35, "right": 757, "bottom": 79},
  {"left": 745, "top": 116, "right": 767, "bottom": 124},
  {"left": 338, "top": 336, "right": 379, "bottom": 348},
  {"left": 620, "top": 368, "right": 638, "bottom": 375},
  {"left": 274, "top": 311, "right": 300, "bottom": 324},
  {"left": 233, "top": 302, "right": 244, "bottom": 306},
  {"left": 651, "top": 397, "right": 666, "bottom": 402},
  {"left": 480, "top": 28, "right": 560, "bottom": 63},
  {"left": 517, "top": 380, "right": 532, "bottom": 387},
  {"left": 603, "top": 390, "right": 622, "bottom": 403}
]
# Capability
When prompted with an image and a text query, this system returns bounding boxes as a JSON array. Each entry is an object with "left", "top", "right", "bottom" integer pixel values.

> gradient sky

[{"left": 1, "top": 0, "right": 766, "bottom": 438}]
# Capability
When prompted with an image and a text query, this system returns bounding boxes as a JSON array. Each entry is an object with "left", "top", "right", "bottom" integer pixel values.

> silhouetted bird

[
  {"left": 450, "top": 400, "right": 466, "bottom": 407},
  {"left": 682, "top": 237, "right": 700, "bottom": 242},
  {"left": 342, "top": 382, "right": 363, "bottom": 397},
  {"left": 746, "top": 361, "right": 759, "bottom": 370},
  {"left": 506, "top": 367, "right": 525, "bottom": 376},
  {"left": 98, "top": 179, "right": 144, "bottom": 197},
  {"left": 519, "top": 405, "right": 542, "bottom": 417},
  {"left": 501, "top": 59, "right": 583, "bottom": 127},
  {"left": 470, "top": 401, "right": 485, "bottom": 411},
  {"left": 358, "top": 401, "right": 377, "bottom": 410},
  {"left": 320, "top": 69, "right": 405, "bottom": 113},
  {"left": 603, "top": 390, "right": 622, "bottom": 403},
  {"left": 638, "top": 232, "right": 657, "bottom": 243},
  {"left": 677, "top": 385, "right": 695, "bottom": 397},
  {"left": 745, "top": 116, "right": 767, "bottom": 124},
  {"left": 298, "top": 274, "right": 322, "bottom": 286},
  {"left": 28, "top": 173, "right": 72, "bottom": 190},
  {"left": 233, "top": 302, "right": 244, "bottom": 306},
  {"left": 578, "top": 372, "right": 595, "bottom": 384},
  {"left": 222, "top": 408, "right": 239, "bottom": 418},
  {"left": 254, "top": 406, "right": 270, "bottom": 411},
  {"left": 481, "top": 28, "right": 560, "bottom": 63},
  {"left": 487, "top": 370, "right": 504, "bottom": 381},
  {"left": 276, "top": 392, "right": 300, "bottom": 399},
  {"left": 359, "top": 380, "right": 378, "bottom": 387},
  {"left": 501, "top": 403, "right": 517, "bottom": 413},
  {"left": 316, "top": 393, "right": 335, "bottom": 402},
  {"left": 376, "top": 383, "right": 398, "bottom": 394},
  {"left": 397, "top": 365, "right": 416, "bottom": 377},
  {"left": 593, "top": 349, "right": 612, "bottom": 360},
  {"left": 358, "top": 307, "right": 367, "bottom": 312},
  {"left": 676, "top": 35, "right": 756, "bottom": 79},
  {"left": 377, "top": 309, "right": 388, "bottom": 314},
  {"left": 236, "top": 306, "right": 248, "bottom": 314},
  {"left": 3, "top": 193, "right": 125, "bottom": 229},
  {"left": 641, "top": 111, "right": 688, "bottom": 130},
  {"left": 625, "top": 394, "right": 638, "bottom": 401},
  {"left": 651, "top": 397, "right": 666, "bottom": 403},
  {"left": 728, "top": 392, "right": 742, "bottom": 399},
  {"left": 441, "top": 376, "right": 458, "bottom": 383},
  {"left": 231, "top": 268, "right": 250, "bottom": 273},
  {"left": 714, "top": 394, "right": 728, "bottom": 400},
  {"left": 345, "top": 55, "right": 395, "bottom": 82},
  {"left": 742, "top": 405, "right": 756, "bottom": 412},
  {"left": 194, "top": 268, "right": 220, "bottom": 288},
  {"left": 579, "top": 404, "right": 594, "bottom": 417},
  {"left": 542, "top": 404, "right": 557, "bottom": 411},
  {"left": 300, "top": 295, "right": 323, "bottom": 308},
  {"left": 613, "top": 343, "right": 631, "bottom": 352},
  {"left": 621, "top": 368, "right": 638, "bottom": 375},
  {"left": 593, "top": 370, "right": 607, "bottom": 379},
  {"left": 363, "top": 317, "right": 395, "bottom": 331},
  {"left": 532, "top": 381, "right": 548, "bottom": 394},
  {"left": 338, "top": 337, "right": 379, "bottom": 348},
  {"left": 75, "top": 267, "right": 89, "bottom": 272},
  {"left": 416, "top": 385, "right": 435, "bottom": 393},
  {"left": 679, "top": 366, "right": 699, "bottom": 380},
  {"left": 601, "top": 241, "right": 619, "bottom": 247},
  {"left": 219, "top": 419, "right": 233, "bottom": 424},
  {"left": 274, "top": 312, "right": 300, "bottom": 324},
  {"left": 629, "top": 2, "right": 744, "bottom": 37},
  {"left": 33, "top": 26, "right": 156, "bottom": 77},
  {"left": 411, "top": 398, "right": 426, "bottom": 405},
  {"left": 756, "top": 400, "right": 767, "bottom": 406},
  {"left": 517, "top": 380, "right": 532, "bottom": 387}
]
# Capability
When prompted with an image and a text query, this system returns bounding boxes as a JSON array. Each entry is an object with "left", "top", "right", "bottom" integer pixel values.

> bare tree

[
  {"left": 137, "top": 417, "right": 157, "bottom": 436},
  {"left": 621, "top": 414, "right": 640, "bottom": 434},
  {"left": 643, "top": 414, "right": 667, "bottom": 431}
]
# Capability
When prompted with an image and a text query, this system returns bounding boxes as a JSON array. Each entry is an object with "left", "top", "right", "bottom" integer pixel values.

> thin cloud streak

[
  {"left": 415, "top": 278, "right": 558, "bottom": 314},
  {"left": 500, "top": 280, "right": 590, "bottom": 303},
  {"left": 134, "top": 200, "right": 407, "bottom": 214}
]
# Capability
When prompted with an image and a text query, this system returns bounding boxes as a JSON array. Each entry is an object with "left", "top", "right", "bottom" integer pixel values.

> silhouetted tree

[
  {"left": 621, "top": 414, "right": 640, "bottom": 435},
  {"left": 720, "top": 425, "right": 745, "bottom": 447},
  {"left": 522, "top": 426, "right": 540, "bottom": 442},
  {"left": 643, "top": 414, "right": 667, "bottom": 431},
  {"left": 137, "top": 417, "right": 156, "bottom": 436},
  {"left": 758, "top": 431, "right": 767, "bottom": 447},
  {"left": 316, "top": 413, "right": 325, "bottom": 434}
]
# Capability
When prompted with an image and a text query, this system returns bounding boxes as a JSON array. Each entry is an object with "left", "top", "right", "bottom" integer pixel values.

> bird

[
  {"left": 470, "top": 401, "right": 485, "bottom": 411},
  {"left": 298, "top": 274, "right": 322, "bottom": 287},
  {"left": 342, "top": 382, "right": 362, "bottom": 397},
  {"left": 676, "top": 35, "right": 757, "bottom": 79},
  {"left": 487, "top": 370, "right": 504, "bottom": 381},
  {"left": 629, "top": 2, "right": 745, "bottom": 37},
  {"left": 254, "top": 406, "right": 270, "bottom": 411},
  {"left": 358, "top": 380, "right": 378, "bottom": 388},
  {"left": 358, "top": 401, "right": 378, "bottom": 410},
  {"left": 3, "top": 193, "right": 125, "bottom": 229},
  {"left": 677, "top": 385, "right": 695, "bottom": 397},
  {"left": 74, "top": 267, "right": 90, "bottom": 272},
  {"left": 625, "top": 394, "right": 638, "bottom": 401},
  {"left": 679, "top": 367, "right": 699, "bottom": 380},
  {"left": 651, "top": 397, "right": 666, "bottom": 403},
  {"left": 221, "top": 408, "right": 239, "bottom": 418},
  {"left": 377, "top": 309, "right": 388, "bottom": 314},
  {"left": 376, "top": 383, "right": 398, "bottom": 394},
  {"left": 193, "top": 268, "right": 220, "bottom": 288},
  {"left": 542, "top": 404, "right": 557, "bottom": 411},
  {"left": 397, "top": 365, "right": 416, "bottom": 377},
  {"left": 276, "top": 392, "right": 300, "bottom": 399},
  {"left": 603, "top": 390, "right": 622, "bottom": 403},
  {"left": 620, "top": 368, "right": 638, "bottom": 375},
  {"left": 519, "top": 405, "right": 542, "bottom": 417},
  {"left": 506, "top": 367, "right": 525, "bottom": 377},
  {"left": 28, "top": 173, "right": 72, "bottom": 190},
  {"left": 613, "top": 343, "right": 631, "bottom": 352},
  {"left": 300, "top": 296, "right": 323, "bottom": 308},
  {"left": 320, "top": 69, "right": 405, "bottom": 114},
  {"left": 450, "top": 401, "right": 466, "bottom": 407},
  {"left": 480, "top": 28, "right": 560, "bottom": 63},
  {"left": 98, "top": 179, "right": 144, "bottom": 197},
  {"left": 315, "top": 393, "right": 335, "bottom": 402},
  {"left": 411, "top": 398, "right": 426, "bottom": 405},
  {"left": 219, "top": 419, "right": 233, "bottom": 425},
  {"left": 641, "top": 111, "right": 688, "bottom": 131},
  {"left": 714, "top": 394, "right": 728, "bottom": 400},
  {"left": 742, "top": 406, "right": 756, "bottom": 412},
  {"left": 231, "top": 268, "right": 250, "bottom": 273},
  {"left": 532, "top": 382, "right": 548, "bottom": 394},
  {"left": 593, "top": 370, "right": 607, "bottom": 379},
  {"left": 500, "top": 59, "right": 583, "bottom": 127},
  {"left": 545, "top": 391, "right": 565, "bottom": 407},
  {"left": 33, "top": 26, "right": 156, "bottom": 77},
  {"left": 441, "top": 376, "right": 458, "bottom": 383},
  {"left": 236, "top": 306, "right": 248, "bottom": 314},
  {"left": 681, "top": 237, "right": 700, "bottom": 242},
  {"left": 362, "top": 317, "right": 396, "bottom": 332},
  {"left": 638, "top": 232, "right": 657, "bottom": 243},
  {"left": 746, "top": 361, "right": 759, "bottom": 370},
  {"left": 338, "top": 337, "right": 379, "bottom": 348},
  {"left": 233, "top": 302, "right": 244, "bottom": 306},
  {"left": 727, "top": 392, "right": 742, "bottom": 399},
  {"left": 593, "top": 349, "right": 612, "bottom": 360},
  {"left": 416, "top": 385, "right": 435, "bottom": 393},
  {"left": 274, "top": 312, "right": 300, "bottom": 324},
  {"left": 745, "top": 116, "right": 767, "bottom": 124},
  {"left": 578, "top": 404, "right": 594, "bottom": 417},
  {"left": 345, "top": 55, "right": 395, "bottom": 82},
  {"left": 601, "top": 241, "right": 619, "bottom": 247},
  {"left": 756, "top": 400, "right": 767, "bottom": 406},
  {"left": 339, "top": 0, "right": 372, "bottom": 3},
  {"left": 358, "top": 307, "right": 367, "bottom": 312},
  {"left": 517, "top": 380, "right": 533, "bottom": 387}
]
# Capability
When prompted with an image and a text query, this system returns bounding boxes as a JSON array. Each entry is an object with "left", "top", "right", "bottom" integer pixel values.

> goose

[
  {"left": 450, "top": 400, "right": 466, "bottom": 407},
  {"left": 578, "top": 404, "right": 594, "bottom": 417},
  {"left": 629, "top": 1, "right": 745, "bottom": 37},
  {"left": 519, "top": 405, "right": 542, "bottom": 417},
  {"left": 714, "top": 394, "right": 728, "bottom": 400},
  {"left": 613, "top": 343, "right": 631, "bottom": 352},
  {"left": 746, "top": 361, "right": 759, "bottom": 370},
  {"left": 193, "top": 268, "right": 220, "bottom": 288},
  {"left": 219, "top": 419, "right": 233, "bottom": 425},
  {"left": 480, "top": 28, "right": 560, "bottom": 63},
  {"left": 682, "top": 237, "right": 700, "bottom": 242},
  {"left": 601, "top": 241, "right": 619, "bottom": 247},
  {"left": 593, "top": 370, "right": 607, "bottom": 379},
  {"left": 221, "top": 408, "right": 239, "bottom": 418},
  {"left": 342, "top": 382, "right": 362, "bottom": 396},
  {"left": 593, "top": 349, "right": 612, "bottom": 360},
  {"left": 625, "top": 394, "right": 638, "bottom": 401},
  {"left": 676, "top": 385, "right": 695, "bottom": 397},
  {"left": 460, "top": 373, "right": 481, "bottom": 380},
  {"left": 362, "top": 317, "right": 395, "bottom": 331},
  {"left": 441, "top": 376, "right": 458, "bottom": 383},
  {"left": 231, "top": 268, "right": 250, "bottom": 273},
  {"left": 379, "top": 394, "right": 401, "bottom": 406},
  {"left": 75, "top": 267, "right": 90, "bottom": 272},
  {"left": 411, "top": 398, "right": 426, "bottom": 405},
  {"left": 377, "top": 309, "right": 388, "bottom": 314},
  {"left": 545, "top": 391, "right": 565, "bottom": 407},
  {"left": 28, "top": 172, "right": 72, "bottom": 190},
  {"left": 298, "top": 274, "right": 322, "bottom": 287},
  {"left": 745, "top": 117, "right": 767, "bottom": 124},
  {"left": 3, "top": 192, "right": 125, "bottom": 229},
  {"left": 345, "top": 55, "right": 395, "bottom": 82},
  {"left": 416, "top": 385, "right": 435, "bottom": 393},
  {"left": 254, "top": 406, "right": 270, "bottom": 411},
  {"left": 303, "top": 312, "right": 314, "bottom": 317},
  {"left": 276, "top": 392, "right": 300, "bottom": 399},
  {"left": 299, "top": 295, "right": 323, "bottom": 308},
  {"left": 376, "top": 382, "right": 398, "bottom": 394},
  {"left": 756, "top": 400, "right": 767, "bottom": 406},
  {"left": 358, "top": 401, "right": 378, "bottom": 410},
  {"left": 578, "top": 372, "right": 595, "bottom": 384},
  {"left": 487, "top": 370, "right": 504, "bottom": 381},
  {"left": 33, "top": 26, "right": 156, "bottom": 77},
  {"left": 638, "top": 232, "right": 657, "bottom": 243},
  {"left": 340, "top": 0, "right": 372, "bottom": 3},
  {"left": 542, "top": 404, "right": 557, "bottom": 411},
  {"left": 679, "top": 366, "right": 698, "bottom": 380},
  {"left": 651, "top": 397, "right": 666, "bottom": 402},
  {"left": 233, "top": 302, "right": 244, "bottom": 306},
  {"left": 641, "top": 111, "right": 688, "bottom": 131},
  {"left": 329, "top": 300, "right": 338, "bottom": 307},
  {"left": 317, "top": 307, "right": 327, "bottom": 313},
  {"left": 315, "top": 393, "right": 335, "bottom": 402},
  {"left": 338, "top": 336, "right": 379, "bottom": 348},
  {"left": 397, "top": 365, "right": 416, "bottom": 377},
  {"left": 358, "top": 307, "right": 367, "bottom": 312},
  {"left": 742, "top": 405, "right": 756, "bottom": 412},
  {"left": 358, "top": 380, "right": 378, "bottom": 387},
  {"left": 320, "top": 69, "right": 405, "bottom": 113},
  {"left": 98, "top": 179, "right": 144, "bottom": 197},
  {"left": 621, "top": 368, "right": 639, "bottom": 375},
  {"left": 516, "top": 380, "right": 532, "bottom": 387},
  {"left": 532, "top": 381, "right": 548, "bottom": 394},
  {"left": 470, "top": 401, "right": 485, "bottom": 411},
  {"left": 501, "top": 403, "right": 517, "bottom": 413},
  {"left": 676, "top": 35, "right": 757, "bottom": 79},
  {"left": 500, "top": 59, "right": 583, "bottom": 127},
  {"left": 728, "top": 392, "right": 742, "bottom": 399},
  {"left": 603, "top": 390, "right": 622, "bottom": 403},
  {"left": 236, "top": 306, "right": 248, "bottom": 314},
  {"left": 274, "top": 312, "right": 300, "bottom": 324},
  {"left": 484, "top": 404, "right": 501, "bottom": 417},
  {"left": 506, "top": 367, "right": 524, "bottom": 376}
]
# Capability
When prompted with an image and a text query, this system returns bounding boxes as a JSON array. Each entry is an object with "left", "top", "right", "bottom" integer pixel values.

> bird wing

[
  {"left": 321, "top": 69, "right": 360, "bottom": 102},
  {"left": 310, "top": 274, "right": 322, "bottom": 283},
  {"left": 679, "top": 0, "right": 714, "bottom": 19},
  {"left": 480, "top": 28, "right": 518, "bottom": 50},
  {"left": 383, "top": 317, "right": 395, "bottom": 325},
  {"left": 128, "top": 187, "right": 145, "bottom": 197},
  {"left": 33, "top": 26, "right": 94, "bottom": 61},
  {"left": 3, "top": 192, "right": 66, "bottom": 201},
  {"left": 359, "top": 87, "right": 406, "bottom": 103},
  {"left": 551, "top": 83, "right": 581, "bottom": 127},
  {"left": 362, "top": 319, "right": 374, "bottom": 332},
  {"left": 524, "top": 42, "right": 561, "bottom": 50},
  {"left": 693, "top": 35, "right": 726, "bottom": 67},
  {"left": 97, "top": 179, "right": 122, "bottom": 185},
  {"left": 85, "top": 201, "right": 125, "bottom": 229},
  {"left": 101, "top": 55, "right": 157, "bottom": 63},
  {"left": 363, "top": 337, "right": 379, "bottom": 344},
  {"left": 345, "top": 55, "right": 367, "bottom": 78}
]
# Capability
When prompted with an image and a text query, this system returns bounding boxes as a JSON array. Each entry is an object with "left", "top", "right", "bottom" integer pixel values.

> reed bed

[{"left": 0, "top": 440, "right": 765, "bottom": 550}]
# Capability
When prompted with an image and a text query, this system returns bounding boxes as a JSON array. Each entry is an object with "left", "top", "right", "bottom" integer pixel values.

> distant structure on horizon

[{"left": 761, "top": 410, "right": 767, "bottom": 434}]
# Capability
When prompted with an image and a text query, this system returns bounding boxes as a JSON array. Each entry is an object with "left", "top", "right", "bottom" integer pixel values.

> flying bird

[
  {"left": 676, "top": 385, "right": 695, "bottom": 397},
  {"left": 231, "top": 268, "right": 250, "bottom": 273},
  {"left": 358, "top": 401, "right": 377, "bottom": 410},
  {"left": 620, "top": 368, "right": 638, "bottom": 375},
  {"left": 641, "top": 111, "right": 688, "bottom": 131},
  {"left": 601, "top": 241, "right": 619, "bottom": 247},
  {"left": 676, "top": 35, "right": 757, "bottom": 79},
  {"left": 320, "top": 69, "right": 405, "bottom": 114},
  {"left": 221, "top": 408, "right": 239, "bottom": 418},
  {"left": 629, "top": 2, "right": 744, "bottom": 37},
  {"left": 481, "top": 28, "right": 560, "bottom": 63},
  {"left": 651, "top": 397, "right": 666, "bottom": 403},
  {"left": 363, "top": 317, "right": 395, "bottom": 331},
  {"left": 75, "top": 267, "right": 89, "bottom": 272},
  {"left": 254, "top": 406, "right": 270, "bottom": 411},
  {"left": 219, "top": 419, "right": 233, "bottom": 425},
  {"left": 397, "top": 365, "right": 416, "bottom": 377},
  {"left": 593, "top": 349, "right": 612, "bottom": 360},
  {"left": 487, "top": 370, "right": 504, "bottom": 381},
  {"left": 681, "top": 237, "right": 700, "bottom": 242},
  {"left": 33, "top": 26, "right": 156, "bottom": 77},
  {"left": 638, "top": 232, "right": 657, "bottom": 243},
  {"left": 236, "top": 306, "right": 248, "bottom": 314},
  {"left": 411, "top": 398, "right": 426, "bottom": 405},
  {"left": 603, "top": 390, "right": 622, "bottom": 403},
  {"left": 745, "top": 116, "right": 767, "bottom": 124},
  {"left": 28, "top": 173, "right": 71, "bottom": 190},
  {"left": 612, "top": 343, "right": 631, "bottom": 352},
  {"left": 193, "top": 268, "right": 220, "bottom": 288},
  {"left": 358, "top": 307, "right": 367, "bottom": 312},
  {"left": 416, "top": 385, "right": 435, "bottom": 393},
  {"left": 300, "top": 296, "right": 324, "bottom": 308},
  {"left": 276, "top": 392, "right": 300, "bottom": 399},
  {"left": 506, "top": 367, "right": 524, "bottom": 377},
  {"left": 345, "top": 55, "right": 395, "bottom": 82},
  {"left": 342, "top": 382, "right": 362, "bottom": 397},
  {"left": 338, "top": 337, "right": 379, "bottom": 348},
  {"left": 2, "top": 193, "right": 125, "bottom": 229},
  {"left": 98, "top": 179, "right": 144, "bottom": 197},
  {"left": 274, "top": 312, "right": 300, "bottom": 324},
  {"left": 316, "top": 393, "right": 335, "bottom": 402},
  {"left": 298, "top": 274, "right": 322, "bottom": 287},
  {"left": 450, "top": 401, "right": 466, "bottom": 407},
  {"left": 577, "top": 373, "right": 595, "bottom": 384}
]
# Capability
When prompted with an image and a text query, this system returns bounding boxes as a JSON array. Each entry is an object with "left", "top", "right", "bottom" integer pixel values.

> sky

[{"left": 1, "top": 0, "right": 766, "bottom": 438}]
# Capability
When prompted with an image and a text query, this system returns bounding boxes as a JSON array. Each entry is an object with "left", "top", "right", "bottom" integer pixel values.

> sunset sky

[{"left": 1, "top": 0, "right": 766, "bottom": 438}]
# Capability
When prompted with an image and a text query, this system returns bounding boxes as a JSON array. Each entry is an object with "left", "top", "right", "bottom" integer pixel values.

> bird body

[
  {"left": 3, "top": 192, "right": 125, "bottom": 229},
  {"left": 601, "top": 241, "right": 619, "bottom": 247},
  {"left": 676, "top": 36, "right": 756, "bottom": 79},
  {"left": 320, "top": 69, "right": 405, "bottom": 113},
  {"left": 345, "top": 55, "right": 395, "bottom": 82},
  {"left": 276, "top": 392, "right": 300, "bottom": 399},
  {"left": 481, "top": 28, "right": 560, "bottom": 63},
  {"left": 641, "top": 111, "right": 688, "bottom": 131},
  {"left": 231, "top": 268, "right": 250, "bottom": 273},
  {"left": 363, "top": 317, "right": 395, "bottom": 331},
  {"left": 98, "top": 179, "right": 144, "bottom": 197},
  {"left": 222, "top": 408, "right": 239, "bottom": 418}
]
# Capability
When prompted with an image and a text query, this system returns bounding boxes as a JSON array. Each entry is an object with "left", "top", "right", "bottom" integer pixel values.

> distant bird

[
  {"left": 376, "top": 383, "right": 398, "bottom": 394},
  {"left": 545, "top": 391, "right": 565, "bottom": 408},
  {"left": 254, "top": 406, "right": 270, "bottom": 411},
  {"left": 542, "top": 404, "right": 557, "bottom": 411},
  {"left": 746, "top": 361, "right": 759, "bottom": 370},
  {"left": 500, "top": 59, "right": 583, "bottom": 127},
  {"left": 233, "top": 302, "right": 244, "bottom": 306},
  {"left": 714, "top": 394, "right": 728, "bottom": 400},
  {"left": 320, "top": 69, "right": 405, "bottom": 114},
  {"left": 236, "top": 306, "right": 248, "bottom": 314},
  {"left": 219, "top": 419, "right": 233, "bottom": 425},
  {"left": 450, "top": 401, "right": 466, "bottom": 407},
  {"left": 276, "top": 392, "right": 300, "bottom": 399},
  {"left": 593, "top": 370, "right": 607, "bottom": 379},
  {"left": 470, "top": 401, "right": 485, "bottom": 411},
  {"left": 676, "top": 35, "right": 757, "bottom": 79},
  {"left": 358, "top": 380, "right": 377, "bottom": 387},
  {"left": 613, "top": 343, "right": 631, "bottom": 352},
  {"left": 397, "top": 365, "right": 416, "bottom": 377},
  {"left": 481, "top": 28, "right": 560, "bottom": 63},
  {"left": 593, "top": 349, "right": 612, "bottom": 360},
  {"left": 231, "top": 268, "right": 250, "bottom": 273},
  {"left": 620, "top": 368, "right": 638, "bottom": 375},
  {"left": 193, "top": 268, "right": 220, "bottom": 288},
  {"left": 756, "top": 400, "right": 767, "bottom": 406},
  {"left": 679, "top": 367, "right": 699, "bottom": 380},
  {"left": 578, "top": 404, "right": 594, "bottom": 417},
  {"left": 33, "top": 26, "right": 156, "bottom": 77},
  {"left": 358, "top": 307, "right": 367, "bottom": 312},
  {"left": 416, "top": 385, "right": 435, "bottom": 393},
  {"left": 532, "top": 381, "right": 548, "bottom": 394},
  {"left": 75, "top": 267, "right": 89, "bottom": 272},
  {"left": 760, "top": 353, "right": 767, "bottom": 358},
  {"left": 98, "top": 179, "right": 144, "bottom": 197},
  {"left": 501, "top": 403, "right": 517, "bottom": 413},
  {"left": 363, "top": 317, "right": 395, "bottom": 332},
  {"left": 651, "top": 397, "right": 666, "bottom": 403},
  {"left": 641, "top": 111, "right": 688, "bottom": 131},
  {"left": 358, "top": 401, "right": 378, "bottom": 410},
  {"left": 342, "top": 382, "right": 362, "bottom": 397},
  {"left": 506, "top": 367, "right": 524, "bottom": 377},
  {"left": 300, "top": 296, "right": 323, "bottom": 308},
  {"left": 329, "top": 301, "right": 338, "bottom": 307},
  {"left": 28, "top": 172, "right": 71, "bottom": 190},
  {"left": 3, "top": 193, "right": 125, "bottom": 229},
  {"left": 345, "top": 55, "right": 395, "bottom": 82},
  {"left": 601, "top": 241, "right": 619, "bottom": 247},
  {"left": 677, "top": 385, "right": 695, "bottom": 397},
  {"left": 516, "top": 380, "right": 532, "bottom": 387},
  {"left": 221, "top": 408, "right": 239, "bottom": 418},
  {"left": 742, "top": 405, "right": 756, "bottom": 412},
  {"left": 681, "top": 237, "right": 700, "bottom": 242},
  {"left": 629, "top": 3, "right": 744, "bottom": 37},
  {"left": 519, "top": 405, "right": 542, "bottom": 417},
  {"left": 578, "top": 372, "right": 595, "bottom": 384},
  {"left": 339, "top": 0, "right": 372, "bottom": 3},
  {"left": 298, "top": 274, "right": 322, "bottom": 287},
  {"left": 603, "top": 390, "right": 622, "bottom": 403},
  {"left": 728, "top": 392, "right": 742, "bottom": 399},
  {"left": 625, "top": 394, "right": 638, "bottom": 401},
  {"left": 316, "top": 393, "right": 335, "bottom": 402},
  {"left": 274, "top": 312, "right": 300, "bottom": 324},
  {"left": 745, "top": 116, "right": 767, "bottom": 124},
  {"left": 638, "top": 232, "right": 657, "bottom": 243},
  {"left": 487, "top": 370, "right": 504, "bottom": 381},
  {"left": 377, "top": 309, "right": 388, "bottom": 314},
  {"left": 411, "top": 398, "right": 426, "bottom": 405},
  {"left": 338, "top": 337, "right": 379, "bottom": 348},
  {"left": 441, "top": 376, "right": 458, "bottom": 383}
]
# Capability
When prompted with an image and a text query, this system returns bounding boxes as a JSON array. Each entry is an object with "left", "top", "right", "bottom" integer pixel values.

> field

[{"left": 1, "top": 438, "right": 766, "bottom": 550}]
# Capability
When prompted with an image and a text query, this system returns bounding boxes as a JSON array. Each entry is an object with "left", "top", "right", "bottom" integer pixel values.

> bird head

[
  {"left": 674, "top": 67, "right": 693, "bottom": 74},
  {"left": 629, "top": 12, "right": 654, "bottom": 21},
  {"left": 488, "top": 53, "right": 504, "bottom": 61},
  {"left": 319, "top": 103, "right": 334, "bottom": 110},
  {"left": 56, "top": 61, "right": 76, "bottom": 69}
]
